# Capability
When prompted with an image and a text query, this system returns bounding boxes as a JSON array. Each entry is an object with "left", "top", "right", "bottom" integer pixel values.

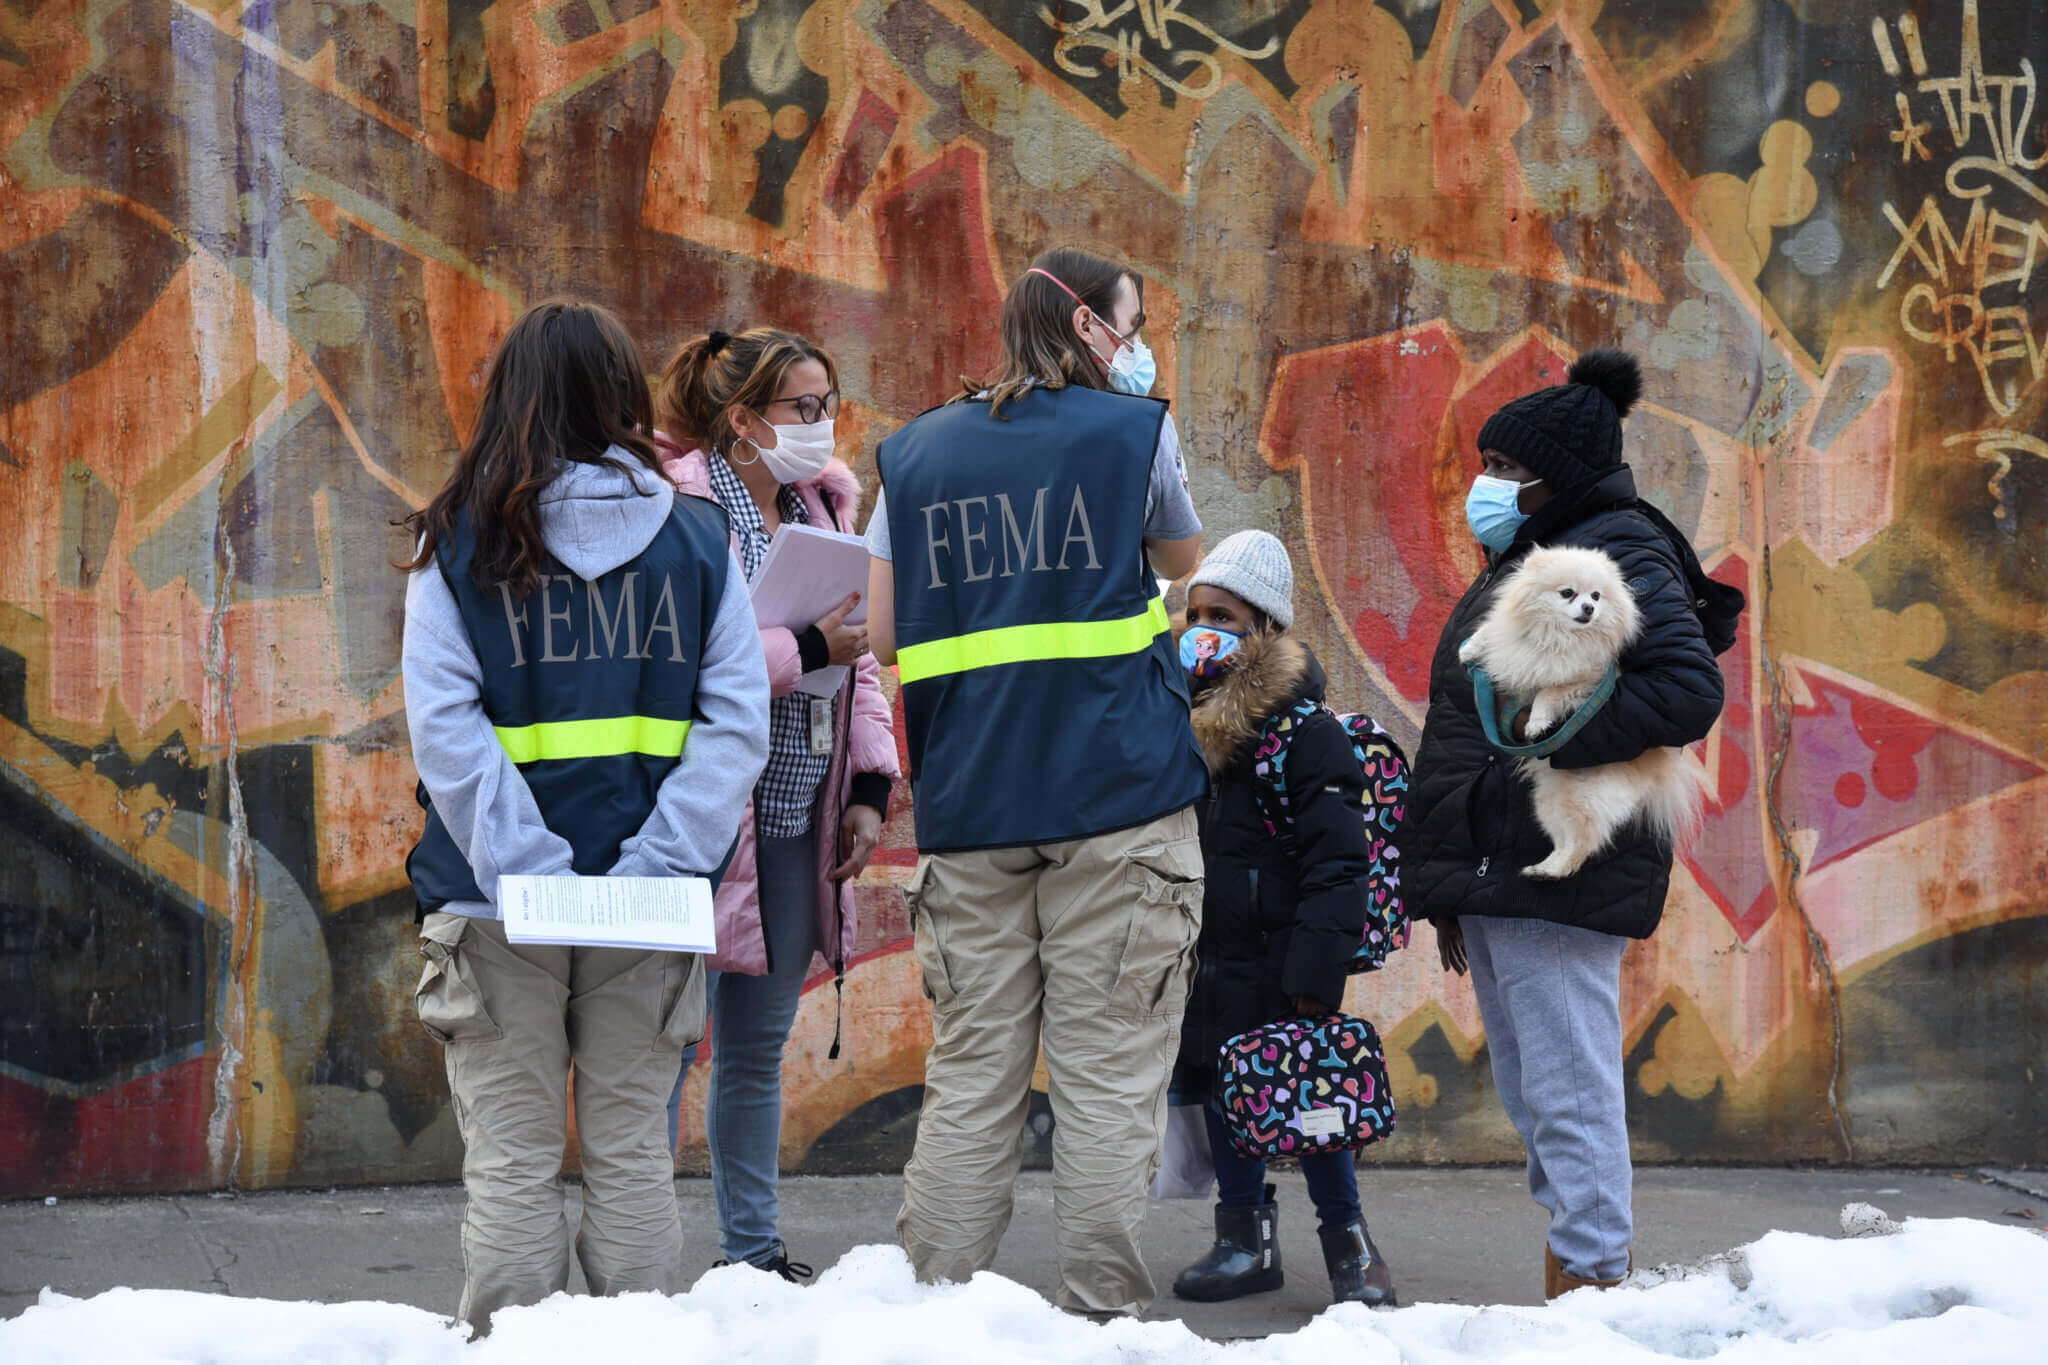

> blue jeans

[
  {"left": 667, "top": 830, "right": 818, "bottom": 1266},
  {"left": 1204, "top": 1101, "right": 1362, "bottom": 1228}
]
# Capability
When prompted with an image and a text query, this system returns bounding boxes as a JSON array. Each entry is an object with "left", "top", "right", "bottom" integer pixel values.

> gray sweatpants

[
  {"left": 416, "top": 912, "right": 706, "bottom": 1332},
  {"left": 1460, "top": 913, "right": 1632, "bottom": 1281}
]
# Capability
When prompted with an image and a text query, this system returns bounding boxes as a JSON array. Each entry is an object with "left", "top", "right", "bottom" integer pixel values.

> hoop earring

[{"left": 729, "top": 434, "right": 763, "bottom": 467}]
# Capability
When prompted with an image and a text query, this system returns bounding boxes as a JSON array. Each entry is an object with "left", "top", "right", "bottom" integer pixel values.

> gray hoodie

[{"left": 402, "top": 456, "right": 770, "bottom": 917}]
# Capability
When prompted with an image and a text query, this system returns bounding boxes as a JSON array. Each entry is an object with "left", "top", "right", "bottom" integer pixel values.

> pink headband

[{"left": 1026, "top": 267, "right": 1087, "bottom": 309}]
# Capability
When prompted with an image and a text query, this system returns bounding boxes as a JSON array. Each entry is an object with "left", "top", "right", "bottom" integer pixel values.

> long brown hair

[
  {"left": 656, "top": 328, "right": 839, "bottom": 458},
  {"left": 400, "top": 299, "right": 660, "bottom": 597},
  {"left": 965, "top": 246, "right": 1136, "bottom": 418}
]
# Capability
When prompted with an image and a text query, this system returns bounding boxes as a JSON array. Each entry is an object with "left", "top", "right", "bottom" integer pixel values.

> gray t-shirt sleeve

[
  {"left": 863, "top": 487, "right": 892, "bottom": 562},
  {"left": 1143, "top": 412, "right": 1201, "bottom": 541}
]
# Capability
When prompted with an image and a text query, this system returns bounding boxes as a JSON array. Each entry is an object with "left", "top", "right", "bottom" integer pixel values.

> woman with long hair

[
  {"left": 402, "top": 299, "right": 769, "bottom": 1332},
  {"left": 651, "top": 326, "right": 899, "bottom": 1280},
  {"left": 863, "top": 246, "right": 1207, "bottom": 1317}
]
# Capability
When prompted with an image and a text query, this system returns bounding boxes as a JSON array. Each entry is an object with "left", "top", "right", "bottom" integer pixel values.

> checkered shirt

[{"left": 708, "top": 452, "right": 835, "bottom": 838}]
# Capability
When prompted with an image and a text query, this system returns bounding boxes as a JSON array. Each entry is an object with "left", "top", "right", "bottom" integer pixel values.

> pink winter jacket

[{"left": 657, "top": 437, "right": 901, "bottom": 977}]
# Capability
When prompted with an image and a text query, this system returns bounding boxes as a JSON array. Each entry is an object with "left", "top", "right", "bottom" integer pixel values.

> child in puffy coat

[{"left": 1168, "top": 530, "right": 1402, "bottom": 1309}]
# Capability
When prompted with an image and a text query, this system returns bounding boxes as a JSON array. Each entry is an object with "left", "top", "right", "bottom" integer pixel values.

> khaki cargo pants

[
  {"left": 415, "top": 912, "right": 706, "bottom": 1333},
  {"left": 895, "top": 807, "right": 1203, "bottom": 1317}
]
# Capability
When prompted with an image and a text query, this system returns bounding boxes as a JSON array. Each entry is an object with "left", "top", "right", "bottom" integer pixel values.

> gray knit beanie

[{"left": 1187, "top": 530, "right": 1294, "bottom": 629}]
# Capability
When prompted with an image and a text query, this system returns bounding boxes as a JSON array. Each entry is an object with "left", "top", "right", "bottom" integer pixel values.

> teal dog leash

[{"left": 1463, "top": 644, "right": 1619, "bottom": 760}]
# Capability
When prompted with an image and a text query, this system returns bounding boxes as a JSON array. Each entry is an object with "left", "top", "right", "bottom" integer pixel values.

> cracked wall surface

[{"left": 2, "top": 0, "right": 2044, "bottom": 1193}]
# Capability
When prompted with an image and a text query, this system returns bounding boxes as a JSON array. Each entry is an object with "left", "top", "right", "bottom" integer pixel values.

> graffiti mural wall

[{"left": 2, "top": 0, "right": 2043, "bottom": 1193}]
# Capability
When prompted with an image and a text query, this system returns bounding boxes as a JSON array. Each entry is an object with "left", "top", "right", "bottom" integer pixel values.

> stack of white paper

[
  {"left": 749, "top": 523, "right": 871, "bottom": 696},
  {"left": 499, "top": 875, "right": 717, "bottom": 952}
]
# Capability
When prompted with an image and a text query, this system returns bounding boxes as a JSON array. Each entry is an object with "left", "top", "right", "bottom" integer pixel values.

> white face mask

[
  {"left": 1107, "top": 334, "right": 1156, "bottom": 395},
  {"left": 748, "top": 418, "right": 835, "bottom": 484}
]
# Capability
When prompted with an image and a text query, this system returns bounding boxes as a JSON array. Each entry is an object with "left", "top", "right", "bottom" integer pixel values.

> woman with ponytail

[
  {"left": 861, "top": 247, "right": 1206, "bottom": 1318},
  {"left": 651, "top": 326, "right": 899, "bottom": 1281}
]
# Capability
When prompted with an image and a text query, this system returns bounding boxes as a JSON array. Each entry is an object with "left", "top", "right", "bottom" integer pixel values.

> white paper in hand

[
  {"left": 749, "top": 523, "right": 870, "bottom": 697},
  {"left": 499, "top": 875, "right": 717, "bottom": 953}
]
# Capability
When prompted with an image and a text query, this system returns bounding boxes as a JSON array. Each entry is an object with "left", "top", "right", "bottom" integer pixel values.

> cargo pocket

[
  {"left": 415, "top": 912, "right": 502, "bottom": 1044},
  {"left": 906, "top": 859, "right": 956, "bottom": 1010},
  {"left": 654, "top": 951, "right": 708, "bottom": 1053},
  {"left": 1111, "top": 840, "right": 1204, "bottom": 1018}
]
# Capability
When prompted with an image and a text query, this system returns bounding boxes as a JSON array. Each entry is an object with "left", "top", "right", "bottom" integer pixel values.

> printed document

[
  {"left": 499, "top": 875, "right": 717, "bottom": 952},
  {"left": 749, "top": 523, "right": 870, "bottom": 697}
]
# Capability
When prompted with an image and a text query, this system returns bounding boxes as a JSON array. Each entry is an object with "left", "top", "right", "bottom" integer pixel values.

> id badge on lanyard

[{"left": 809, "top": 696, "right": 834, "bottom": 756}]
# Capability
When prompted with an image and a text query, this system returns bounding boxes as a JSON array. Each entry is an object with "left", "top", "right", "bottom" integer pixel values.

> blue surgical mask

[
  {"left": 1465, "top": 474, "right": 1536, "bottom": 551},
  {"left": 1108, "top": 335, "right": 1157, "bottom": 395},
  {"left": 1180, "top": 625, "right": 1243, "bottom": 679}
]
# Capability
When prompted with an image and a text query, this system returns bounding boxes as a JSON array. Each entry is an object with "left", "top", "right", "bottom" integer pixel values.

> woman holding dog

[{"left": 1406, "top": 350, "right": 1738, "bottom": 1300}]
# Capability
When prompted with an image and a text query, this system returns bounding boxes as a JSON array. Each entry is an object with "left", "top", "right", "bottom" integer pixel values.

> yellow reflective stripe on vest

[
  {"left": 493, "top": 716, "right": 692, "bottom": 764},
  {"left": 895, "top": 597, "right": 1171, "bottom": 684}
]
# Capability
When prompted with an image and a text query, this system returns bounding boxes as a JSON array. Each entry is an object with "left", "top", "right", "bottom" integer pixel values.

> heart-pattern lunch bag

[{"left": 1214, "top": 1014, "right": 1397, "bottom": 1161}]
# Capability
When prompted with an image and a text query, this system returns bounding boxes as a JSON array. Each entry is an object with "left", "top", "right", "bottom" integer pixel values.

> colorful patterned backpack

[
  {"left": 1250, "top": 702, "right": 1410, "bottom": 973},
  {"left": 1214, "top": 1014, "right": 1397, "bottom": 1161}
]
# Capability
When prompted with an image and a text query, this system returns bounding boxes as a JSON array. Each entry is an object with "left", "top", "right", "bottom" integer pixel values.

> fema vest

[
  {"left": 406, "top": 493, "right": 733, "bottom": 911},
  {"left": 878, "top": 384, "right": 1207, "bottom": 852}
]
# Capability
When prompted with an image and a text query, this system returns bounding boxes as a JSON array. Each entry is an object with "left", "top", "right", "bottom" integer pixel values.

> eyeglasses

[
  {"left": 1091, "top": 312, "right": 1143, "bottom": 350},
  {"left": 762, "top": 390, "right": 840, "bottom": 424}
]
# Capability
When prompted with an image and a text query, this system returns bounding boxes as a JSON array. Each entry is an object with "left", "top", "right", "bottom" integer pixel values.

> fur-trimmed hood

[
  {"left": 1189, "top": 632, "right": 1324, "bottom": 773},
  {"left": 653, "top": 433, "right": 864, "bottom": 526}
]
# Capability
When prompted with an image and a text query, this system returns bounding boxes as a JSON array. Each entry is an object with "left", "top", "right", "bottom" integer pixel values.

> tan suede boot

[{"left": 1545, "top": 1244, "right": 1630, "bottom": 1300}]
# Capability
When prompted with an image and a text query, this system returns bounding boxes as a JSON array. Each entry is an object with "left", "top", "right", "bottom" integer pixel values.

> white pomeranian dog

[{"left": 1458, "top": 545, "right": 1711, "bottom": 880}]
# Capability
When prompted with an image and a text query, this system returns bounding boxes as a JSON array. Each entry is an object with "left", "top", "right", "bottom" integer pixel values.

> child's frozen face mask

[{"left": 1180, "top": 626, "right": 1244, "bottom": 680}]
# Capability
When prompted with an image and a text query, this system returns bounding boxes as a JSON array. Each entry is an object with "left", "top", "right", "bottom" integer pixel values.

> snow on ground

[{"left": 4, "top": 1210, "right": 2044, "bottom": 1364}]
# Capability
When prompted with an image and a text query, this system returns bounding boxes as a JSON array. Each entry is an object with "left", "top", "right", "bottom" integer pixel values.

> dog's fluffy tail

[{"left": 1642, "top": 747, "right": 1715, "bottom": 851}]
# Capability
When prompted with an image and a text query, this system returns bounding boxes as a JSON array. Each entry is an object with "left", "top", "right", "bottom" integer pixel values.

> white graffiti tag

[
  {"left": 1039, "top": 0, "right": 1280, "bottom": 101},
  {"left": 1872, "top": 1, "right": 2048, "bottom": 418},
  {"left": 1943, "top": 429, "right": 2048, "bottom": 523}
]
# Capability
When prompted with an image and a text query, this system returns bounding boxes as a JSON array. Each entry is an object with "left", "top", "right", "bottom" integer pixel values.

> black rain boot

[
  {"left": 1319, "top": 1220, "right": 1398, "bottom": 1308},
  {"left": 1172, "top": 1186, "right": 1284, "bottom": 1302}
]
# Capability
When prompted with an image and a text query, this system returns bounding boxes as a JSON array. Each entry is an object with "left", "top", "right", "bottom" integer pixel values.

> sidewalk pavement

[{"left": 3, "top": 1169, "right": 2040, "bottom": 1340}]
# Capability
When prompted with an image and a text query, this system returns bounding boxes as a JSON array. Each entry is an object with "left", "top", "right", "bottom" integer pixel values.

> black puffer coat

[
  {"left": 1172, "top": 633, "right": 1380, "bottom": 1100},
  {"left": 1407, "top": 467, "right": 1726, "bottom": 939}
]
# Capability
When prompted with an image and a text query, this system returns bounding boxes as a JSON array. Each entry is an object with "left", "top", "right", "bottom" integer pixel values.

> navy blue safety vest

[
  {"left": 878, "top": 384, "right": 1207, "bottom": 852},
  {"left": 406, "top": 492, "right": 733, "bottom": 911}
]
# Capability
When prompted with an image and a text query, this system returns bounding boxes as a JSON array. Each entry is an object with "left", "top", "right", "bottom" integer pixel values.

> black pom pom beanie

[{"left": 1476, "top": 349, "right": 1644, "bottom": 495}]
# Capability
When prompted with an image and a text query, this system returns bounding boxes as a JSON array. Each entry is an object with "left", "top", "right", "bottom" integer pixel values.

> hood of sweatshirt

[{"left": 539, "top": 452, "right": 675, "bottom": 581}]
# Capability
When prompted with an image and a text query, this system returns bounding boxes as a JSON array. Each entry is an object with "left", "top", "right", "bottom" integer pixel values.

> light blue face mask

[
  {"left": 1107, "top": 335, "right": 1157, "bottom": 396},
  {"left": 1465, "top": 474, "right": 1537, "bottom": 551},
  {"left": 1023, "top": 267, "right": 1157, "bottom": 396},
  {"left": 1179, "top": 625, "right": 1243, "bottom": 679}
]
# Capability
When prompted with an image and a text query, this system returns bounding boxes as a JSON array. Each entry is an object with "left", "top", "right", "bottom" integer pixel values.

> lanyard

[{"left": 1464, "top": 648, "right": 1620, "bottom": 759}]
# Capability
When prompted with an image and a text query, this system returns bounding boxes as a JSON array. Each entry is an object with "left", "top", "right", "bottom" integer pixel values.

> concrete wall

[{"left": 3, "top": 0, "right": 2044, "bottom": 1195}]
